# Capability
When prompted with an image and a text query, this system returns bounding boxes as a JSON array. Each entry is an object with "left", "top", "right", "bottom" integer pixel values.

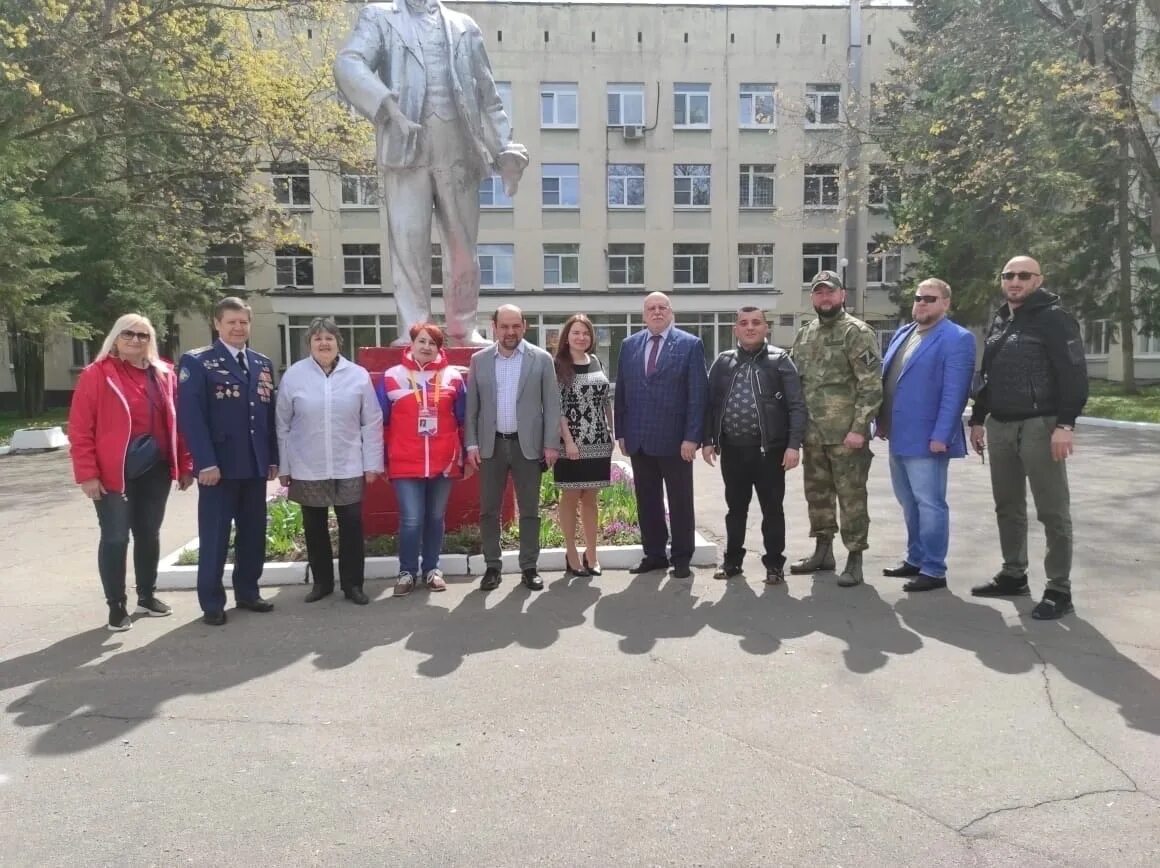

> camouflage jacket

[{"left": 790, "top": 311, "right": 884, "bottom": 444}]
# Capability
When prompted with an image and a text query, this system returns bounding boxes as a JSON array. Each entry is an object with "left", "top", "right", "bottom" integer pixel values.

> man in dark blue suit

[
  {"left": 614, "top": 292, "right": 709, "bottom": 579},
  {"left": 177, "top": 297, "right": 279, "bottom": 625},
  {"left": 877, "top": 278, "right": 975, "bottom": 592}
]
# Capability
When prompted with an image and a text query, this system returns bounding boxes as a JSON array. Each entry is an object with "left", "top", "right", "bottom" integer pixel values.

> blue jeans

[
  {"left": 393, "top": 476, "right": 453, "bottom": 576},
  {"left": 889, "top": 453, "right": 951, "bottom": 578}
]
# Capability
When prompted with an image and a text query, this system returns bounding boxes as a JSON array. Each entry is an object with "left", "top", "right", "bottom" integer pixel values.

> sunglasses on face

[
  {"left": 119, "top": 330, "right": 151, "bottom": 342},
  {"left": 1000, "top": 271, "right": 1039, "bottom": 281},
  {"left": 913, "top": 294, "right": 942, "bottom": 304}
]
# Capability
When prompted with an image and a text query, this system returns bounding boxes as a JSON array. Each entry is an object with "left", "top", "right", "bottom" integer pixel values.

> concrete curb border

[{"left": 1074, "top": 414, "right": 1160, "bottom": 432}]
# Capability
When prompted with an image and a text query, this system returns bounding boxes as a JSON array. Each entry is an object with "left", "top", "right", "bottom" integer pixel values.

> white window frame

[
  {"left": 540, "top": 82, "right": 578, "bottom": 129},
  {"left": 739, "top": 83, "right": 776, "bottom": 128},
  {"left": 275, "top": 245, "right": 315, "bottom": 288},
  {"left": 340, "top": 168, "right": 379, "bottom": 208},
  {"left": 802, "top": 243, "right": 838, "bottom": 284},
  {"left": 431, "top": 243, "right": 443, "bottom": 289},
  {"left": 804, "top": 164, "right": 840, "bottom": 209},
  {"left": 206, "top": 245, "right": 245, "bottom": 289},
  {"left": 673, "top": 163, "right": 711, "bottom": 209},
  {"left": 804, "top": 83, "right": 841, "bottom": 129},
  {"left": 1084, "top": 320, "right": 1113, "bottom": 357},
  {"left": 1137, "top": 325, "right": 1160, "bottom": 356},
  {"left": 543, "top": 243, "right": 580, "bottom": 288},
  {"left": 607, "top": 83, "right": 645, "bottom": 127},
  {"left": 478, "top": 243, "right": 515, "bottom": 289},
  {"left": 868, "top": 165, "right": 901, "bottom": 209},
  {"left": 739, "top": 164, "right": 776, "bottom": 210},
  {"left": 866, "top": 244, "right": 902, "bottom": 286},
  {"left": 607, "top": 163, "right": 645, "bottom": 209},
  {"left": 607, "top": 243, "right": 645, "bottom": 287},
  {"left": 738, "top": 244, "right": 775, "bottom": 288},
  {"left": 272, "top": 162, "right": 311, "bottom": 208},
  {"left": 342, "top": 243, "right": 382, "bottom": 289},
  {"left": 542, "top": 163, "right": 580, "bottom": 209},
  {"left": 673, "top": 83, "right": 711, "bottom": 129},
  {"left": 496, "top": 81, "right": 514, "bottom": 125},
  {"left": 479, "top": 174, "right": 514, "bottom": 209},
  {"left": 673, "top": 243, "right": 710, "bottom": 287}
]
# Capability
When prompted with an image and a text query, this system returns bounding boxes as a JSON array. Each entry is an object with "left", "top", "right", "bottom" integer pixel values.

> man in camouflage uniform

[{"left": 789, "top": 271, "right": 884, "bottom": 586}]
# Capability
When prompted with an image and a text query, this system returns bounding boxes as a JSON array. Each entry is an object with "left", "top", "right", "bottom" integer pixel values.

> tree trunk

[
  {"left": 10, "top": 327, "right": 47, "bottom": 417},
  {"left": 1116, "top": 134, "right": 1137, "bottom": 393}
]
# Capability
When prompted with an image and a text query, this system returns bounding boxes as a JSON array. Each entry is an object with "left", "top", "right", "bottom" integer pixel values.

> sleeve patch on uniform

[
  {"left": 859, "top": 349, "right": 877, "bottom": 367},
  {"left": 179, "top": 366, "right": 190, "bottom": 382}
]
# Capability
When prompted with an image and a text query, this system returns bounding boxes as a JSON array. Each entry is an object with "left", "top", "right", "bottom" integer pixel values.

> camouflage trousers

[{"left": 801, "top": 437, "right": 873, "bottom": 551}]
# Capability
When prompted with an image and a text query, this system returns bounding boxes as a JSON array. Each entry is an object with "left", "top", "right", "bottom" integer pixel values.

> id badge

[{"left": 417, "top": 409, "right": 438, "bottom": 437}]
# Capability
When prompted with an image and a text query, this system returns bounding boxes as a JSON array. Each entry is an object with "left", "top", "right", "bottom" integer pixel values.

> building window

[
  {"left": 478, "top": 244, "right": 515, "bottom": 289},
  {"left": 342, "top": 243, "right": 382, "bottom": 289},
  {"left": 868, "top": 165, "right": 902, "bottom": 209},
  {"left": 479, "top": 174, "right": 514, "bottom": 209},
  {"left": 542, "top": 163, "right": 580, "bottom": 208},
  {"left": 608, "top": 243, "right": 645, "bottom": 287},
  {"left": 205, "top": 244, "right": 245, "bottom": 289},
  {"left": 673, "top": 163, "right": 711, "bottom": 208},
  {"left": 673, "top": 243, "right": 710, "bottom": 287},
  {"left": 340, "top": 166, "right": 379, "bottom": 208},
  {"left": 275, "top": 245, "right": 314, "bottom": 288},
  {"left": 804, "top": 164, "right": 839, "bottom": 208},
  {"left": 286, "top": 315, "right": 398, "bottom": 365},
  {"left": 673, "top": 82, "right": 710, "bottom": 127},
  {"left": 739, "top": 164, "right": 776, "bottom": 210},
  {"left": 802, "top": 243, "right": 838, "bottom": 284},
  {"left": 804, "top": 83, "right": 841, "bottom": 128},
  {"left": 1084, "top": 320, "right": 1113, "bottom": 355},
  {"left": 1137, "top": 328, "right": 1160, "bottom": 354},
  {"left": 607, "top": 83, "right": 645, "bottom": 126},
  {"left": 866, "top": 244, "right": 902, "bottom": 285},
  {"left": 432, "top": 243, "right": 443, "bottom": 289},
  {"left": 739, "top": 83, "right": 776, "bottom": 128},
  {"left": 778, "top": 314, "right": 796, "bottom": 327},
  {"left": 541, "top": 82, "right": 578, "bottom": 128},
  {"left": 271, "top": 161, "right": 311, "bottom": 207},
  {"left": 739, "top": 244, "right": 775, "bottom": 287},
  {"left": 870, "top": 82, "right": 904, "bottom": 130},
  {"left": 543, "top": 243, "right": 580, "bottom": 287},
  {"left": 72, "top": 338, "right": 97, "bottom": 369},
  {"left": 607, "top": 163, "right": 645, "bottom": 208},
  {"left": 496, "top": 81, "right": 513, "bottom": 124}
]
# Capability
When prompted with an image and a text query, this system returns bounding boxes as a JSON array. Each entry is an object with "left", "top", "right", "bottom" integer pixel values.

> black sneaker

[
  {"left": 970, "top": 574, "right": 1030, "bottom": 597},
  {"left": 764, "top": 565, "right": 785, "bottom": 585},
  {"left": 135, "top": 596, "right": 172, "bottom": 617},
  {"left": 713, "top": 561, "right": 742, "bottom": 580},
  {"left": 107, "top": 604, "right": 132, "bottom": 632},
  {"left": 1032, "top": 590, "right": 1074, "bottom": 620}
]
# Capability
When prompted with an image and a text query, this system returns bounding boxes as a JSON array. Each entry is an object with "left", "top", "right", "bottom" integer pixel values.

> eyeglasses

[
  {"left": 913, "top": 294, "right": 942, "bottom": 304},
  {"left": 119, "top": 330, "right": 151, "bottom": 342},
  {"left": 1000, "top": 271, "right": 1040, "bottom": 281}
]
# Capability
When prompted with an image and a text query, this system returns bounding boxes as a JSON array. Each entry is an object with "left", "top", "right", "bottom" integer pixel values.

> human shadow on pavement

[
  {"left": 894, "top": 592, "right": 1037, "bottom": 675},
  {"left": 700, "top": 574, "right": 812, "bottom": 656},
  {"left": 0, "top": 628, "right": 126, "bottom": 695},
  {"left": 592, "top": 572, "right": 711, "bottom": 654}
]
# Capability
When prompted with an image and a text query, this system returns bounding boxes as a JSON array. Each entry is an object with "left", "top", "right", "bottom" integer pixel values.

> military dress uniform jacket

[
  {"left": 790, "top": 311, "right": 884, "bottom": 445},
  {"left": 177, "top": 341, "right": 278, "bottom": 478}
]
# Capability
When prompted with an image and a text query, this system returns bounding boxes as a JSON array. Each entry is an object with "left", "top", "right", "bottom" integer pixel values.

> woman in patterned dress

[{"left": 553, "top": 314, "right": 613, "bottom": 576}]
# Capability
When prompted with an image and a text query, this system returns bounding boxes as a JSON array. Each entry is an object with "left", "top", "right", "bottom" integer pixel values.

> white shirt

[
  {"left": 276, "top": 355, "right": 384, "bottom": 480},
  {"left": 494, "top": 340, "right": 526, "bottom": 434}
]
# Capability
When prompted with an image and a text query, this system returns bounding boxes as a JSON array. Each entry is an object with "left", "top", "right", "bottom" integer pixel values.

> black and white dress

[{"left": 554, "top": 358, "right": 613, "bottom": 490}]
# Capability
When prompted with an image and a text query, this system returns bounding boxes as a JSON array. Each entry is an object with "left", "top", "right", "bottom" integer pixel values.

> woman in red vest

[
  {"left": 378, "top": 323, "right": 468, "bottom": 596},
  {"left": 68, "top": 313, "right": 193, "bottom": 631}
]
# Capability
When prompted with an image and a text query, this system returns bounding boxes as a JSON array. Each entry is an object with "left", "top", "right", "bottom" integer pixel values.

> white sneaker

[
  {"left": 425, "top": 569, "right": 447, "bottom": 591},
  {"left": 393, "top": 572, "right": 415, "bottom": 597}
]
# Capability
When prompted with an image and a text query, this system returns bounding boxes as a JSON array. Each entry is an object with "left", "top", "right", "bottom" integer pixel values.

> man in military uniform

[
  {"left": 177, "top": 297, "right": 279, "bottom": 626},
  {"left": 789, "top": 271, "right": 883, "bottom": 586}
]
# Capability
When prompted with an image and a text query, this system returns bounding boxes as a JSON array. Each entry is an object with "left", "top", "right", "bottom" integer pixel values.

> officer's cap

[{"left": 810, "top": 270, "right": 844, "bottom": 290}]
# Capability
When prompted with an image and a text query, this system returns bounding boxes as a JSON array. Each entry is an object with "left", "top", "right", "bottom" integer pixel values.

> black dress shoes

[
  {"left": 344, "top": 587, "right": 369, "bottom": 606},
  {"left": 629, "top": 558, "right": 669, "bottom": 574},
  {"left": 480, "top": 568, "right": 502, "bottom": 591},
  {"left": 883, "top": 562, "right": 921, "bottom": 578},
  {"left": 903, "top": 574, "right": 948, "bottom": 592},
  {"left": 582, "top": 555, "right": 601, "bottom": 577},
  {"left": 521, "top": 568, "right": 544, "bottom": 591},
  {"left": 670, "top": 563, "right": 692, "bottom": 579},
  {"left": 304, "top": 584, "right": 334, "bottom": 603},
  {"left": 203, "top": 611, "right": 227, "bottom": 626},
  {"left": 236, "top": 597, "right": 274, "bottom": 613}
]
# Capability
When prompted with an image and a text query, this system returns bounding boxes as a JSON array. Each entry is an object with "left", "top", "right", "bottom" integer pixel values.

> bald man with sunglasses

[{"left": 968, "top": 256, "right": 1088, "bottom": 620}]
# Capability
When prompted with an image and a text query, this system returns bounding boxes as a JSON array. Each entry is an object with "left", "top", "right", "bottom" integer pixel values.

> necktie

[
  {"left": 236, "top": 350, "right": 248, "bottom": 378},
  {"left": 645, "top": 334, "right": 662, "bottom": 376}
]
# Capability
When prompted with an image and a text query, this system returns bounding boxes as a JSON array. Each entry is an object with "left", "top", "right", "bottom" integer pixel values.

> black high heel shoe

[
  {"left": 583, "top": 555, "right": 602, "bottom": 577},
  {"left": 565, "top": 555, "right": 589, "bottom": 578}
]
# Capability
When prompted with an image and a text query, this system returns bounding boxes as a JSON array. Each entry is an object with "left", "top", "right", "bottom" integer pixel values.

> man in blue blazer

[
  {"left": 177, "top": 297, "right": 280, "bottom": 625},
  {"left": 877, "top": 278, "right": 976, "bottom": 591},
  {"left": 614, "top": 292, "right": 709, "bottom": 579}
]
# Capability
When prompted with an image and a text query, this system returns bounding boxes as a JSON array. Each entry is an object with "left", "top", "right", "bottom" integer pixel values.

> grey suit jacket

[
  {"left": 333, "top": 1, "right": 512, "bottom": 183},
  {"left": 465, "top": 342, "right": 562, "bottom": 460}
]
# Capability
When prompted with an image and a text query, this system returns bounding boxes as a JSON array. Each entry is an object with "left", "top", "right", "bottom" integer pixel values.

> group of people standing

[{"left": 69, "top": 255, "right": 1088, "bottom": 632}]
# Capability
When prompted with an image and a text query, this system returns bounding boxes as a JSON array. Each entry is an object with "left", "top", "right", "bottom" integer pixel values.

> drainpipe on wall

[{"left": 844, "top": 0, "right": 864, "bottom": 318}]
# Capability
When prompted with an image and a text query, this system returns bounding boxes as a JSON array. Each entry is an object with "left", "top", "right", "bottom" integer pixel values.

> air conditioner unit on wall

[{"left": 622, "top": 125, "right": 645, "bottom": 141}]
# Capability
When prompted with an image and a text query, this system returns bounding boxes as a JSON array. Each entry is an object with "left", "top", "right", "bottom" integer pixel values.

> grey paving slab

[{"left": 0, "top": 427, "right": 1157, "bottom": 866}]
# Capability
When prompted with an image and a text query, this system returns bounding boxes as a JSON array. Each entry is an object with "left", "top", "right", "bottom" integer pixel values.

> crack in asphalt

[{"left": 12, "top": 697, "right": 310, "bottom": 730}]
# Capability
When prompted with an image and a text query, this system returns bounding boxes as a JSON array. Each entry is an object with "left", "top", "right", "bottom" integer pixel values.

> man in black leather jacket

[
  {"left": 702, "top": 306, "right": 808, "bottom": 584},
  {"left": 968, "top": 256, "right": 1088, "bottom": 619}
]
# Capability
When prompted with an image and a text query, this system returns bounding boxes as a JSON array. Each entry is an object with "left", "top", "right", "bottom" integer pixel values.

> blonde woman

[{"left": 69, "top": 314, "right": 193, "bottom": 631}]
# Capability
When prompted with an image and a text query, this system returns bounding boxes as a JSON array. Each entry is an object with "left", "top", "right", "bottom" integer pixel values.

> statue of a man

[{"left": 334, "top": 0, "right": 528, "bottom": 346}]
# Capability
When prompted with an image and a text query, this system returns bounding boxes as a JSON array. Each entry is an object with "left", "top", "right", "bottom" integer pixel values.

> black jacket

[
  {"left": 704, "top": 342, "right": 808, "bottom": 451},
  {"left": 969, "top": 289, "right": 1088, "bottom": 426}
]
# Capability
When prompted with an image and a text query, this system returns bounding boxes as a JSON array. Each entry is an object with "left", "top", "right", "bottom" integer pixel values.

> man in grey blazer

[{"left": 466, "top": 305, "right": 562, "bottom": 591}]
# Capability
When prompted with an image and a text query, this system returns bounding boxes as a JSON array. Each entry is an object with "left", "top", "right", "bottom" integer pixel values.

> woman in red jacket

[
  {"left": 377, "top": 323, "right": 468, "bottom": 596},
  {"left": 68, "top": 314, "right": 194, "bottom": 631}
]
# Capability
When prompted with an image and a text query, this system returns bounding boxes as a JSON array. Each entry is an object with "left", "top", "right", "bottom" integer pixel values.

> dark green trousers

[{"left": 985, "top": 416, "right": 1073, "bottom": 593}]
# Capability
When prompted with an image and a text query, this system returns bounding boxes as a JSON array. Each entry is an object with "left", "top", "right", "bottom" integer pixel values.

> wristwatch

[{"left": 1055, "top": 424, "right": 1074, "bottom": 432}]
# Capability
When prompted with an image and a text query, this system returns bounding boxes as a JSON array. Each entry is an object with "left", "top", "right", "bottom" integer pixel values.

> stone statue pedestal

[{"left": 358, "top": 345, "right": 516, "bottom": 537}]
